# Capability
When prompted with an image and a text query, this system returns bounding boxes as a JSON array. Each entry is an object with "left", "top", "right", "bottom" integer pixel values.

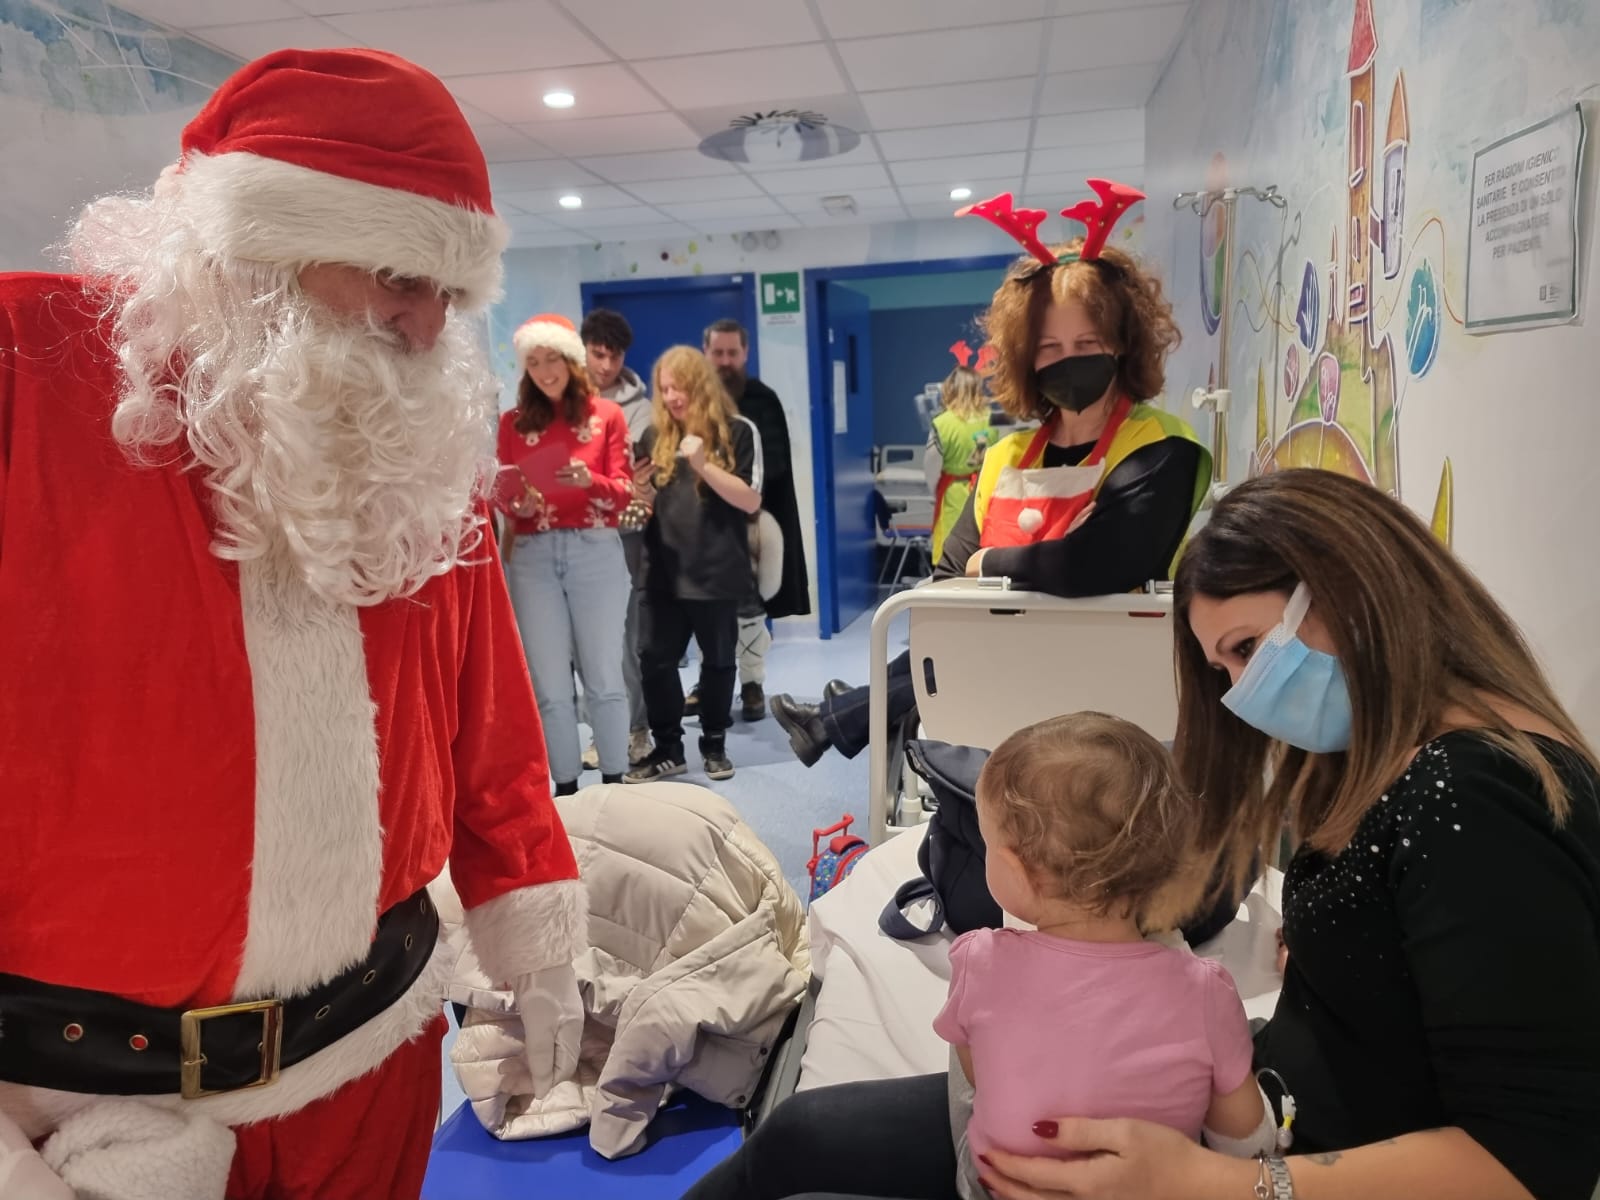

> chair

[{"left": 867, "top": 578, "right": 1177, "bottom": 843}]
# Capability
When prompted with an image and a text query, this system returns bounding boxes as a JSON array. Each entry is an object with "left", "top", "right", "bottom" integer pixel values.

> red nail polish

[
  {"left": 1032, "top": 1120, "right": 1059, "bottom": 1139},
  {"left": 978, "top": 1154, "right": 993, "bottom": 1167},
  {"left": 978, "top": 1177, "right": 995, "bottom": 1193}
]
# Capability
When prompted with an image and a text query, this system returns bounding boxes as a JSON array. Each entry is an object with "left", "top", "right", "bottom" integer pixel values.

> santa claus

[{"left": 0, "top": 48, "right": 585, "bottom": 1200}]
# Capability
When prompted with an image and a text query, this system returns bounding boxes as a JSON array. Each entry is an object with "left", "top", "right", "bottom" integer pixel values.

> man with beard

[
  {"left": 691, "top": 319, "right": 810, "bottom": 724},
  {"left": 0, "top": 49, "right": 585, "bottom": 1200}
]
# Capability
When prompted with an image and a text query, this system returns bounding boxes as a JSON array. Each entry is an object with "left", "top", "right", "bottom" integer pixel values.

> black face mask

[{"left": 1034, "top": 354, "right": 1118, "bottom": 413}]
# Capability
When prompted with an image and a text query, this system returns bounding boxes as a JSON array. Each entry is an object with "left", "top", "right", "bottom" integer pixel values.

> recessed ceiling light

[
  {"left": 558, "top": 194, "right": 583, "bottom": 210},
  {"left": 950, "top": 186, "right": 973, "bottom": 201},
  {"left": 543, "top": 90, "right": 575, "bottom": 109}
]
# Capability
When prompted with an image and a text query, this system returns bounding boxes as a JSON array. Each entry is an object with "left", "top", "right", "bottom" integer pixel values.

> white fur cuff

[
  {"left": 465, "top": 879, "right": 589, "bottom": 985},
  {"left": 41, "top": 1100, "right": 235, "bottom": 1200}
]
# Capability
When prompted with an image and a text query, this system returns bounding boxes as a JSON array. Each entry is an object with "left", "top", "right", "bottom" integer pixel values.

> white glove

[
  {"left": 0, "top": 1110, "right": 74, "bottom": 1200},
  {"left": 514, "top": 963, "right": 583, "bottom": 1099},
  {"left": 40, "top": 1099, "right": 235, "bottom": 1200}
]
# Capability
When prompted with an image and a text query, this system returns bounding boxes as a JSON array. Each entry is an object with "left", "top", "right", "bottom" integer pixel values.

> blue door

[
  {"left": 818, "top": 282, "right": 876, "bottom": 636},
  {"left": 579, "top": 275, "right": 759, "bottom": 386}
]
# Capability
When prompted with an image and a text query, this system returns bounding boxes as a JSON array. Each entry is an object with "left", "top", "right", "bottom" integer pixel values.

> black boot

[
  {"left": 823, "top": 679, "right": 851, "bottom": 702},
  {"left": 770, "top": 694, "right": 830, "bottom": 767},
  {"left": 740, "top": 682, "right": 767, "bottom": 722}
]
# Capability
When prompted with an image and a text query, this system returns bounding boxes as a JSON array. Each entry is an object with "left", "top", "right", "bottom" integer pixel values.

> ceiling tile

[
  {"left": 682, "top": 216, "right": 803, "bottom": 236},
  {"left": 792, "top": 205, "right": 907, "bottom": 227},
  {"left": 459, "top": 104, "right": 559, "bottom": 160},
  {"left": 815, "top": 0, "right": 1047, "bottom": 39},
  {"left": 581, "top": 223, "right": 697, "bottom": 243},
  {"left": 189, "top": 16, "right": 352, "bottom": 58},
  {"left": 119, "top": 0, "right": 301, "bottom": 26},
  {"left": 299, "top": 0, "right": 479, "bottom": 10},
  {"left": 1026, "top": 140, "right": 1145, "bottom": 175},
  {"left": 1032, "top": 108, "right": 1145, "bottom": 150},
  {"left": 489, "top": 159, "right": 600, "bottom": 191},
  {"left": 550, "top": 205, "right": 676, "bottom": 229},
  {"left": 751, "top": 163, "right": 893, "bottom": 195},
  {"left": 1036, "top": 64, "right": 1162, "bottom": 114},
  {"left": 503, "top": 212, "right": 562, "bottom": 232},
  {"left": 569, "top": 0, "right": 820, "bottom": 59},
  {"left": 902, "top": 176, "right": 1019, "bottom": 206},
  {"left": 578, "top": 149, "right": 739, "bottom": 183},
  {"left": 496, "top": 183, "right": 638, "bottom": 212},
  {"left": 657, "top": 197, "right": 788, "bottom": 221},
  {"left": 633, "top": 43, "right": 843, "bottom": 110},
  {"left": 626, "top": 176, "right": 764, "bottom": 203},
  {"left": 779, "top": 185, "right": 903, "bottom": 209},
  {"left": 508, "top": 230, "right": 594, "bottom": 248},
  {"left": 859, "top": 77, "right": 1036, "bottom": 131},
  {"left": 1047, "top": 4, "right": 1189, "bottom": 72},
  {"left": 1025, "top": 170, "right": 1147, "bottom": 196},
  {"left": 324, "top": 0, "right": 609, "bottom": 77},
  {"left": 891, "top": 152, "right": 1025, "bottom": 186},
  {"left": 514, "top": 113, "right": 700, "bottom": 157},
  {"left": 839, "top": 22, "right": 1043, "bottom": 92},
  {"left": 450, "top": 65, "right": 662, "bottom": 124},
  {"left": 875, "top": 119, "right": 1032, "bottom": 161}
]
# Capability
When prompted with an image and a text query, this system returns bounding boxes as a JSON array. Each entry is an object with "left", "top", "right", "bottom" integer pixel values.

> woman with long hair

[
  {"left": 624, "top": 346, "right": 762, "bottom": 785},
  {"left": 923, "top": 363, "right": 993, "bottom": 565},
  {"left": 685, "top": 469, "right": 1600, "bottom": 1200},
  {"left": 495, "top": 313, "right": 634, "bottom": 794}
]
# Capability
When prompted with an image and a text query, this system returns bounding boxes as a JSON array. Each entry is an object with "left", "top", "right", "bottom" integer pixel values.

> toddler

[{"left": 935, "top": 713, "right": 1276, "bottom": 1187}]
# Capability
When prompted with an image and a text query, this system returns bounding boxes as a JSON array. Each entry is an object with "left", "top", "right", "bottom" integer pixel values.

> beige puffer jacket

[{"left": 448, "top": 782, "right": 809, "bottom": 1159}]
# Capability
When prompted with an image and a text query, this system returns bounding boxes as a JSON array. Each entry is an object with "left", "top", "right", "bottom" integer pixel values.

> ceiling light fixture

[
  {"left": 950, "top": 186, "right": 973, "bottom": 201},
  {"left": 558, "top": 194, "right": 583, "bottom": 210},
  {"left": 543, "top": 90, "right": 575, "bottom": 109},
  {"left": 700, "top": 109, "right": 860, "bottom": 166}
]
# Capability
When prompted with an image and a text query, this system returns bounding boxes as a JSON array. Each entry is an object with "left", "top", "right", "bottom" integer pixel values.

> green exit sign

[{"left": 760, "top": 272, "right": 801, "bottom": 315}]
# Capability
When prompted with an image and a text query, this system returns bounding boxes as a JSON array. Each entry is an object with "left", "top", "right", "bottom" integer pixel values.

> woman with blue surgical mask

[{"left": 971, "top": 468, "right": 1600, "bottom": 1200}]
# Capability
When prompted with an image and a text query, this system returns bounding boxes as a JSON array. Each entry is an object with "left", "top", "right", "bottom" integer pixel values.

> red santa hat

[
  {"left": 173, "top": 48, "right": 508, "bottom": 310},
  {"left": 513, "top": 313, "right": 587, "bottom": 367}
]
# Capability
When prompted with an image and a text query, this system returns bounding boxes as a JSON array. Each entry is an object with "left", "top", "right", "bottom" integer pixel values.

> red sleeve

[
  {"left": 590, "top": 401, "right": 634, "bottom": 509},
  {"left": 933, "top": 929, "right": 986, "bottom": 1046},
  {"left": 1202, "top": 958, "right": 1256, "bottom": 1094},
  {"left": 448, "top": 513, "right": 579, "bottom": 907},
  {"left": 0, "top": 298, "right": 12, "bottom": 549}
]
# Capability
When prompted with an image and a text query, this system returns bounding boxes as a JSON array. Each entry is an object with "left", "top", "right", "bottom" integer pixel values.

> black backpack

[{"left": 878, "top": 738, "right": 1252, "bottom": 946}]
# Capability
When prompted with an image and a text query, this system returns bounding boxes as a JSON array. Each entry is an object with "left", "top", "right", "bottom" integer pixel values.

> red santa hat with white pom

[
  {"left": 513, "top": 313, "right": 587, "bottom": 366},
  {"left": 172, "top": 47, "right": 508, "bottom": 310}
]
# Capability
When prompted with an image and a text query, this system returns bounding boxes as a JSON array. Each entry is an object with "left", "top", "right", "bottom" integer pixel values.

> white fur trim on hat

[
  {"left": 177, "top": 151, "right": 508, "bottom": 311},
  {"left": 513, "top": 320, "right": 587, "bottom": 368}
]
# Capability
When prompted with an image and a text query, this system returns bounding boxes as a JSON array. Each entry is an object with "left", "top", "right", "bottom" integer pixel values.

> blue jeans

[{"left": 506, "top": 528, "right": 631, "bottom": 782}]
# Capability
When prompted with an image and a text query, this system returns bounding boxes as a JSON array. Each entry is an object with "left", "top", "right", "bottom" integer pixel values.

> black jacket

[{"left": 736, "top": 377, "right": 810, "bottom": 618}]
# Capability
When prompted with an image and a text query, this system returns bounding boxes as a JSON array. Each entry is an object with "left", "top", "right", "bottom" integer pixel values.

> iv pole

[{"left": 1172, "top": 185, "right": 1287, "bottom": 503}]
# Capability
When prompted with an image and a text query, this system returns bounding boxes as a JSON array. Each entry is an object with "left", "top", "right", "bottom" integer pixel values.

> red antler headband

[
  {"left": 949, "top": 341, "right": 998, "bottom": 372},
  {"left": 957, "top": 177, "right": 1146, "bottom": 263}
]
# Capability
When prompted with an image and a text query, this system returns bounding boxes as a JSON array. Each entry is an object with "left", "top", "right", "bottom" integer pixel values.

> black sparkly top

[{"left": 1256, "top": 731, "right": 1600, "bottom": 1200}]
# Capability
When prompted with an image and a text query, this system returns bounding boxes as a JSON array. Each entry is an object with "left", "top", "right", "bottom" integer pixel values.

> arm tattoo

[{"left": 1305, "top": 1151, "right": 1344, "bottom": 1166}]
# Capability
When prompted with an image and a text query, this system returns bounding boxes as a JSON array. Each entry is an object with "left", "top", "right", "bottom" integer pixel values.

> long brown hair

[
  {"left": 513, "top": 354, "right": 593, "bottom": 436},
  {"left": 979, "top": 241, "right": 1181, "bottom": 421},
  {"left": 1173, "top": 470, "right": 1596, "bottom": 902},
  {"left": 649, "top": 345, "right": 738, "bottom": 485}
]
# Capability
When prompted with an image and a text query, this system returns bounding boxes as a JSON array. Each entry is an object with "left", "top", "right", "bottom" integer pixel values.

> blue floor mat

[{"left": 422, "top": 1094, "right": 741, "bottom": 1200}]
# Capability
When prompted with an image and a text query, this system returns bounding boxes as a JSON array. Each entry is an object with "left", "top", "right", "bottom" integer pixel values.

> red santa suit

[{"left": 0, "top": 49, "right": 582, "bottom": 1200}]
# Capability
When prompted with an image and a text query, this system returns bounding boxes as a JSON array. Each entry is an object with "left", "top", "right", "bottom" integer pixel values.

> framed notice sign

[{"left": 1465, "top": 106, "right": 1587, "bottom": 333}]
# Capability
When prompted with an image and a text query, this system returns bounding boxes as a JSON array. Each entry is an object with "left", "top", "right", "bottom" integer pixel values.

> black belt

[{"left": 0, "top": 888, "right": 438, "bottom": 1099}]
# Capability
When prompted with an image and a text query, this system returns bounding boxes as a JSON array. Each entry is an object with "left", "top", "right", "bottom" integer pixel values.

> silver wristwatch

[{"left": 1253, "top": 1154, "right": 1295, "bottom": 1200}]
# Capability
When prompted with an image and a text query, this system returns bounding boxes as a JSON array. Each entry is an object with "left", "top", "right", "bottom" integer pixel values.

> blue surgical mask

[{"left": 1222, "top": 583, "right": 1352, "bottom": 753}]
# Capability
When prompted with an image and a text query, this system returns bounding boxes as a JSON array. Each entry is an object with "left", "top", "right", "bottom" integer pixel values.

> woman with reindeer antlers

[{"left": 770, "top": 180, "right": 1212, "bottom": 769}]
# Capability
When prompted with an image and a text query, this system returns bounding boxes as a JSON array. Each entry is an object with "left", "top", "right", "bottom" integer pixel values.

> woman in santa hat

[{"left": 498, "top": 314, "right": 636, "bottom": 793}]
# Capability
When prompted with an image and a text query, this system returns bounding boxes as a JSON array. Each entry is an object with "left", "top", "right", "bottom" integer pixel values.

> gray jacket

[{"left": 600, "top": 368, "right": 651, "bottom": 453}]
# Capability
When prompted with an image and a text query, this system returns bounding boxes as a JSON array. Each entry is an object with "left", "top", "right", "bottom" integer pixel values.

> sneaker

[
  {"left": 623, "top": 747, "right": 687, "bottom": 784},
  {"left": 628, "top": 728, "right": 653, "bottom": 766},
  {"left": 581, "top": 742, "right": 600, "bottom": 771},
  {"left": 700, "top": 741, "right": 735, "bottom": 781},
  {"left": 740, "top": 682, "right": 767, "bottom": 722},
  {"left": 683, "top": 687, "right": 701, "bottom": 720}
]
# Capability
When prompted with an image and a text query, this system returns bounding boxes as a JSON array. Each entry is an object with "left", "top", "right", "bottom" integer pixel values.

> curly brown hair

[
  {"left": 649, "top": 345, "right": 740, "bottom": 487},
  {"left": 979, "top": 240, "right": 1182, "bottom": 421},
  {"left": 978, "top": 711, "right": 1203, "bottom": 930},
  {"left": 513, "top": 356, "right": 594, "bottom": 436}
]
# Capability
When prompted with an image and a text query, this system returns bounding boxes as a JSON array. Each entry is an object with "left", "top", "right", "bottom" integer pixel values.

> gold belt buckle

[{"left": 179, "top": 998, "right": 284, "bottom": 1100}]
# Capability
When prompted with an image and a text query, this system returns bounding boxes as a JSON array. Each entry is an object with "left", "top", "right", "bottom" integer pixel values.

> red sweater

[{"left": 495, "top": 398, "right": 633, "bottom": 534}]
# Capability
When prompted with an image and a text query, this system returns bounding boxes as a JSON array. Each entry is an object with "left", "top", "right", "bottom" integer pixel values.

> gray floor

[{"left": 440, "top": 604, "right": 907, "bottom": 1119}]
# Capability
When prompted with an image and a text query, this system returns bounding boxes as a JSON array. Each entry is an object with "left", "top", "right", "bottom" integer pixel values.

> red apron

[{"left": 979, "top": 398, "right": 1131, "bottom": 549}]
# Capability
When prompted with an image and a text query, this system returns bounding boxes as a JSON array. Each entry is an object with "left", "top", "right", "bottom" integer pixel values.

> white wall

[
  {"left": 1147, "top": 0, "right": 1600, "bottom": 735},
  {"left": 491, "top": 216, "right": 1049, "bottom": 628},
  {"left": 0, "top": 3, "right": 237, "bottom": 270}
]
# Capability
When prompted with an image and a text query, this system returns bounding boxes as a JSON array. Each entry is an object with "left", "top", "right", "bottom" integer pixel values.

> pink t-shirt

[{"left": 933, "top": 928, "right": 1255, "bottom": 1160}]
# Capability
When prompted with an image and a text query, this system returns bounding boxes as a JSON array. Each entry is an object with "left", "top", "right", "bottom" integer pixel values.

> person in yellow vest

[
  {"left": 770, "top": 182, "right": 1211, "bottom": 767},
  {"left": 924, "top": 364, "right": 994, "bottom": 565}
]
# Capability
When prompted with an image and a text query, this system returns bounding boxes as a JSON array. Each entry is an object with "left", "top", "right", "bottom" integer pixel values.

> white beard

[{"left": 68, "top": 191, "right": 500, "bottom": 606}]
